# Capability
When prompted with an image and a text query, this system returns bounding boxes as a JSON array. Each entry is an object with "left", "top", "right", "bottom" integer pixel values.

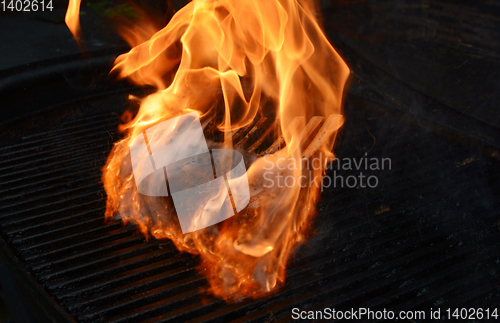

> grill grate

[{"left": 0, "top": 92, "right": 498, "bottom": 322}]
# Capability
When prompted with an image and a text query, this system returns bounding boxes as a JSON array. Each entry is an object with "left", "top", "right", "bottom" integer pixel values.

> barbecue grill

[{"left": 0, "top": 1, "right": 499, "bottom": 322}]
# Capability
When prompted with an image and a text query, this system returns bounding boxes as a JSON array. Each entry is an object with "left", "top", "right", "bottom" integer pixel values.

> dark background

[{"left": 1, "top": 0, "right": 499, "bottom": 149}]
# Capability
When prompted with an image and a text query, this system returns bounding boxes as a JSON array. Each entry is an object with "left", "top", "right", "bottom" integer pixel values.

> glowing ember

[{"left": 66, "top": 0, "right": 349, "bottom": 300}]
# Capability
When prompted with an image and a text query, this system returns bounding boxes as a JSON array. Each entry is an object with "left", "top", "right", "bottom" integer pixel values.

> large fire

[{"left": 66, "top": 0, "right": 349, "bottom": 300}]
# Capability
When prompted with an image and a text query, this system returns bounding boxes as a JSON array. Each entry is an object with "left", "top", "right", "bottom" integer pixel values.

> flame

[
  {"left": 65, "top": 0, "right": 82, "bottom": 42},
  {"left": 67, "top": 0, "right": 349, "bottom": 300}
]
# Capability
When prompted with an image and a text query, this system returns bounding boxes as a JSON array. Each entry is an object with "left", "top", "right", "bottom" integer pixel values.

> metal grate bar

[
  {"left": 58, "top": 253, "right": 195, "bottom": 302},
  {"left": 18, "top": 112, "right": 118, "bottom": 141},
  {"left": 45, "top": 246, "right": 175, "bottom": 291},
  {"left": 0, "top": 182, "right": 102, "bottom": 213},
  {"left": 0, "top": 152, "right": 107, "bottom": 182},
  {"left": 262, "top": 116, "right": 302, "bottom": 156},
  {"left": 2, "top": 199, "right": 104, "bottom": 231},
  {"left": 0, "top": 166, "right": 102, "bottom": 195},
  {"left": 0, "top": 122, "right": 119, "bottom": 157},
  {"left": 0, "top": 173, "right": 101, "bottom": 205},
  {"left": 81, "top": 276, "right": 207, "bottom": 323},
  {"left": 0, "top": 137, "right": 115, "bottom": 168},
  {"left": 26, "top": 226, "right": 138, "bottom": 265},
  {"left": 229, "top": 116, "right": 261, "bottom": 144},
  {"left": 358, "top": 254, "right": 495, "bottom": 311},
  {"left": 101, "top": 208, "right": 467, "bottom": 322},
  {"left": 234, "top": 118, "right": 269, "bottom": 150},
  {"left": 68, "top": 264, "right": 200, "bottom": 315},
  {"left": 19, "top": 219, "right": 124, "bottom": 254},
  {"left": 0, "top": 98, "right": 496, "bottom": 323},
  {"left": 0, "top": 189, "right": 103, "bottom": 221},
  {"left": 37, "top": 236, "right": 149, "bottom": 281},
  {"left": 246, "top": 120, "right": 276, "bottom": 154},
  {"left": 221, "top": 242, "right": 494, "bottom": 323},
  {"left": 390, "top": 269, "right": 494, "bottom": 317},
  {"left": 140, "top": 204, "right": 495, "bottom": 323},
  {"left": 10, "top": 208, "right": 106, "bottom": 245}
]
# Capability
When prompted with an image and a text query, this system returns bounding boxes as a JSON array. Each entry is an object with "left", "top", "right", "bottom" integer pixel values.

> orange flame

[
  {"left": 66, "top": 0, "right": 349, "bottom": 300},
  {"left": 65, "top": 0, "right": 82, "bottom": 42}
]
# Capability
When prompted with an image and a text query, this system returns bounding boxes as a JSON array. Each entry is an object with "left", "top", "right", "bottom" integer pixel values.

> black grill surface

[{"left": 0, "top": 85, "right": 499, "bottom": 322}]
